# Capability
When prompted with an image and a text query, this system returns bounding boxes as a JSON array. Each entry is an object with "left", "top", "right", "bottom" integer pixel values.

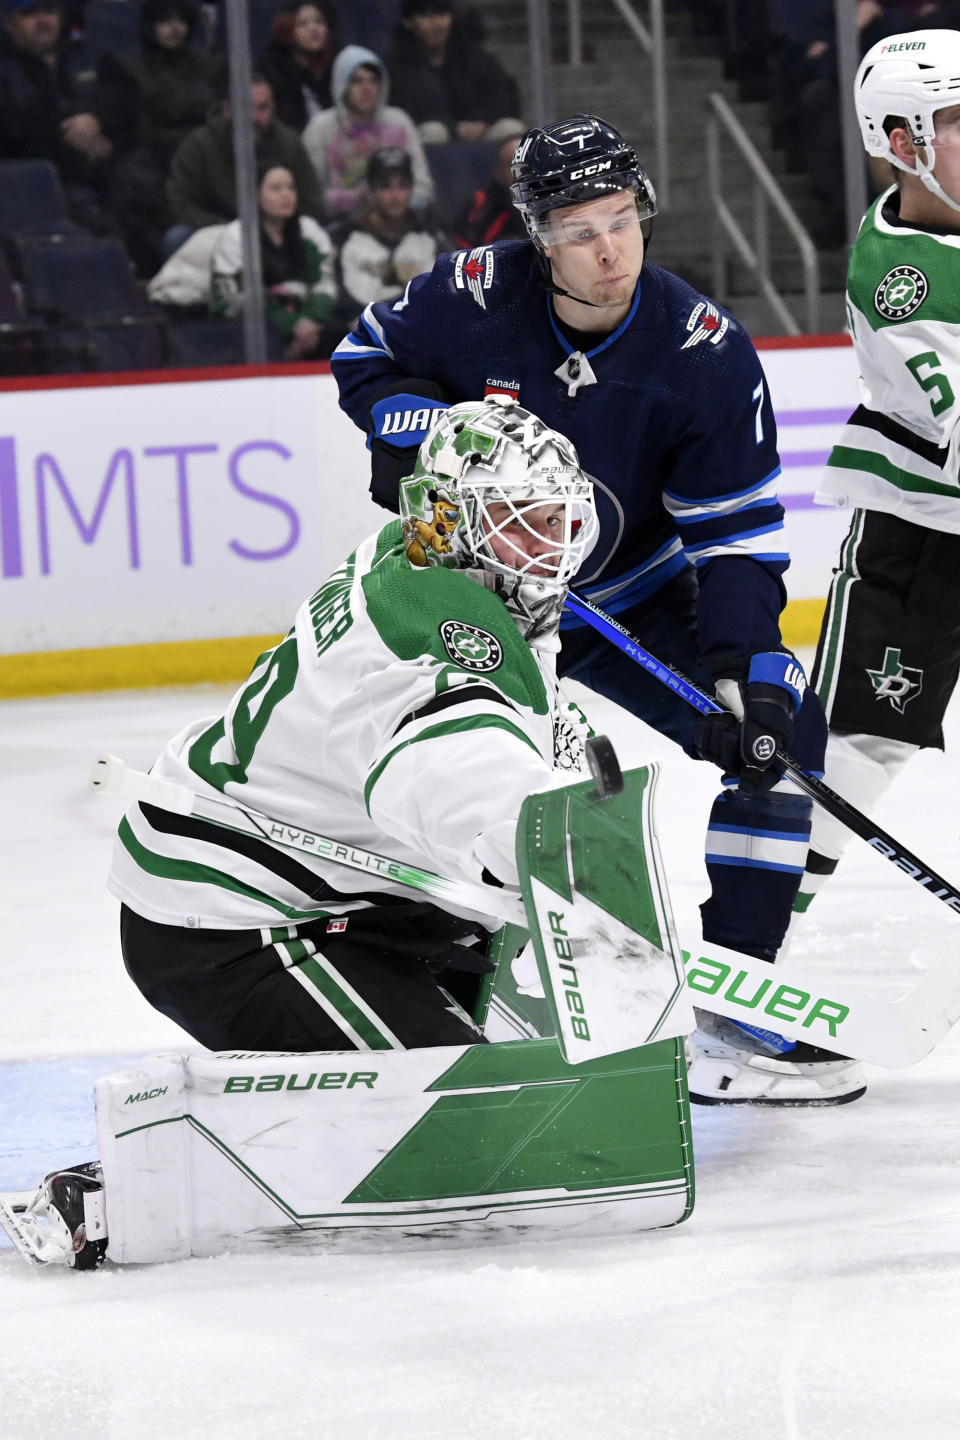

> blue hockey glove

[
  {"left": 695, "top": 651, "right": 806, "bottom": 794},
  {"left": 368, "top": 380, "right": 450, "bottom": 512}
]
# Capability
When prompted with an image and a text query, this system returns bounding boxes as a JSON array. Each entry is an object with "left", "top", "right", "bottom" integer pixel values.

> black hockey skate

[{"left": 0, "top": 1161, "right": 107, "bottom": 1268}]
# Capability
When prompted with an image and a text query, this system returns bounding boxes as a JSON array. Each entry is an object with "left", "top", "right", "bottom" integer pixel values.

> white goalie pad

[{"left": 94, "top": 1037, "right": 693, "bottom": 1264}]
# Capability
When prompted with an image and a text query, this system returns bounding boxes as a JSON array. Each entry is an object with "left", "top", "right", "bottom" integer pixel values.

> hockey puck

[{"left": 585, "top": 734, "right": 624, "bottom": 798}]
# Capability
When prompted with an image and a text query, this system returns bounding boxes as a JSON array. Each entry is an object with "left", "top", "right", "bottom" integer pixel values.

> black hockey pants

[{"left": 120, "top": 902, "right": 489, "bottom": 1052}]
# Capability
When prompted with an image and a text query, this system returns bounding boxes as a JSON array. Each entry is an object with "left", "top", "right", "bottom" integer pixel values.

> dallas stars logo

[
  {"left": 865, "top": 647, "right": 923, "bottom": 712},
  {"left": 439, "top": 620, "right": 503, "bottom": 672},
  {"left": 874, "top": 266, "right": 928, "bottom": 321}
]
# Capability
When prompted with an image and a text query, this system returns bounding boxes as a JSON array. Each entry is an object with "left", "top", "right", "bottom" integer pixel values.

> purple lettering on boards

[
  {"left": 228, "top": 441, "right": 300, "bottom": 561},
  {"left": 0, "top": 437, "right": 23, "bottom": 579},
  {"left": 36, "top": 449, "right": 138, "bottom": 575},
  {"left": 143, "top": 444, "right": 219, "bottom": 566}
]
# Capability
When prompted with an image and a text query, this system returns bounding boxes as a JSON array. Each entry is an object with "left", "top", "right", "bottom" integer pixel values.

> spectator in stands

[
  {"left": 109, "top": 0, "right": 226, "bottom": 276},
  {"left": 165, "top": 74, "right": 324, "bottom": 253},
  {"left": 0, "top": 0, "right": 138, "bottom": 230},
  {"left": 257, "top": 0, "right": 338, "bottom": 134},
  {"left": 386, "top": 0, "right": 523, "bottom": 145},
  {"left": 126, "top": 0, "right": 226, "bottom": 168},
  {"left": 329, "top": 145, "right": 444, "bottom": 321},
  {"left": 301, "top": 43, "right": 432, "bottom": 216},
  {"left": 783, "top": 1, "right": 895, "bottom": 245},
  {"left": 452, "top": 129, "right": 526, "bottom": 248},
  {"left": 210, "top": 162, "right": 340, "bottom": 359},
  {"left": 339, "top": 0, "right": 403, "bottom": 56}
]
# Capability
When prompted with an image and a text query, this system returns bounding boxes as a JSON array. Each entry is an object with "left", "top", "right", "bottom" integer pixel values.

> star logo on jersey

[
  {"left": 454, "top": 247, "right": 495, "bottom": 309},
  {"left": 439, "top": 620, "right": 503, "bottom": 671},
  {"left": 865, "top": 646, "right": 923, "bottom": 713},
  {"left": 874, "top": 266, "right": 928, "bottom": 321},
  {"left": 681, "top": 300, "right": 728, "bottom": 349}
]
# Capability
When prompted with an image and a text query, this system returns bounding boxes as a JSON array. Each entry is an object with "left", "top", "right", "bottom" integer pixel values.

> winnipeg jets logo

[
  {"left": 866, "top": 646, "right": 923, "bottom": 712},
  {"left": 681, "top": 301, "right": 728, "bottom": 349},
  {"left": 874, "top": 266, "right": 928, "bottom": 321},
  {"left": 454, "top": 247, "right": 495, "bottom": 309}
]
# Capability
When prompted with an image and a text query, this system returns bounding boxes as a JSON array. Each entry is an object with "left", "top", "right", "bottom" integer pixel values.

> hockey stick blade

[
  {"left": 565, "top": 591, "right": 960, "bottom": 919},
  {"left": 682, "top": 935, "right": 960, "bottom": 1069}
]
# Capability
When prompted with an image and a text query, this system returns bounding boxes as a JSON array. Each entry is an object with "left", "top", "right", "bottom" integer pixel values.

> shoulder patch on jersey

[
  {"left": 361, "top": 558, "right": 548, "bottom": 713},
  {"left": 874, "top": 265, "right": 928, "bottom": 321},
  {"left": 681, "top": 300, "right": 728, "bottom": 349},
  {"left": 438, "top": 620, "right": 503, "bottom": 672},
  {"left": 454, "top": 246, "right": 495, "bottom": 309}
]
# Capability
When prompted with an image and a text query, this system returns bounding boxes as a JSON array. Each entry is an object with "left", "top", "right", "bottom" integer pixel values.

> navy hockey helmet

[{"left": 510, "top": 114, "right": 657, "bottom": 246}]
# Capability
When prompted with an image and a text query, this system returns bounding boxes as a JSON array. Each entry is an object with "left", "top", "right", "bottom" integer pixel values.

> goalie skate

[
  {"left": 687, "top": 1015, "right": 867, "bottom": 1107},
  {"left": 0, "top": 1161, "right": 107, "bottom": 1269}
]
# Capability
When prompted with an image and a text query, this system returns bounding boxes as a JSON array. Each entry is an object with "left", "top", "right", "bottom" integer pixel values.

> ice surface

[{"left": 2, "top": 679, "right": 960, "bottom": 1439}]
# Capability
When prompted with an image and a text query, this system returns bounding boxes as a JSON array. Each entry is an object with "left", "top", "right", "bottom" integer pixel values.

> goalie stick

[
  {"left": 89, "top": 753, "right": 527, "bottom": 926},
  {"left": 565, "top": 590, "right": 960, "bottom": 920},
  {"left": 89, "top": 754, "right": 960, "bottom": 1067}
]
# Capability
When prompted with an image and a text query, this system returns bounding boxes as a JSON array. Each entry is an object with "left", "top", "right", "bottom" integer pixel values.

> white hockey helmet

[
  {"left": 855, "top": 29, "right": 960, "bottom": 209},
  {"left": 398, "top": 397, "right": 598, "bottom": 640}
]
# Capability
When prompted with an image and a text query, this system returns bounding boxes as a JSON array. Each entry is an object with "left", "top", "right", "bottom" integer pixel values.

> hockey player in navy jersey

[{"left": 331, "top": 113, "right": 865, "bottom": 1107}]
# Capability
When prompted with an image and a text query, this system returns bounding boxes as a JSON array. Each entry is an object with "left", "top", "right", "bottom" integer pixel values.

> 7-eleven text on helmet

[{"left": 855, "top": 29, "right": 960, "bottom": 214}]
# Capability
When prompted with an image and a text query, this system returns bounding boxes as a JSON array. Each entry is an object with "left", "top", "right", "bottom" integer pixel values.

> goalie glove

[
  {"left": 553, "top": 696, "right": 593, "bottom": 771},
  {"left": 368, "top": 379, "right": 450, "bottom": 512},
  {"left": 695, "top": 651, "right": 806, "bottom": 794}
]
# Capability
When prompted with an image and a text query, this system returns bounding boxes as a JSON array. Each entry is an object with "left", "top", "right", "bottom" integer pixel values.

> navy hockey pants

[{"left": 558, "top": 570, "right": 828, "bottom": 960}]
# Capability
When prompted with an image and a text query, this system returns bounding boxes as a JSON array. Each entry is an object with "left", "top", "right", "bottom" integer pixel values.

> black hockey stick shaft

[{"left": 565, "top": 589, "right": 960, "bottom": 917}]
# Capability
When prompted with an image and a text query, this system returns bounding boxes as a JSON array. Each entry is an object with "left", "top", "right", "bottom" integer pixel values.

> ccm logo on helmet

[{"left": 569, "top": 161, "right": 613, "bottom": 180}]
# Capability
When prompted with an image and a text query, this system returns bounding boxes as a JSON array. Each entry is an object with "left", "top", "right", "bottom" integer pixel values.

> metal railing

[
  {"left": 564, "top": 0, "right": 668, "bottom": 208},
  {"left": 705, "top": 91, "right": 820, "bottom": 335},
  {"left": 526, "top": 0, "right": 669, "bottom": 208}
]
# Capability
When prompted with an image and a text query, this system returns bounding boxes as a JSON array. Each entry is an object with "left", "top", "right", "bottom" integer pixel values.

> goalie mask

[
  {"left": 855, "top": 29, "right": 960, "bottom": 214},
  {"left": 399, "top": 397, "right": 599, "bottom": 642}
]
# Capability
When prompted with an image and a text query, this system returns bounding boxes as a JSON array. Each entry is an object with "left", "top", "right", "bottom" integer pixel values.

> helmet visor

[{"left": 532, "top": 190, "right": 650, "bottom": 248}]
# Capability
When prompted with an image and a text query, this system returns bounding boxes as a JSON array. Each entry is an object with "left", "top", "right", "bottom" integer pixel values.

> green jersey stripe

[
  {"left": 811, "top": 510, "right": 866, "bottom": 718},
  {"left": 826, "top": 445, "right": 960, "bottom": 500},
  {"left": 118, "top": 817, "right": 333, "bottom": 923},
  {"left": 363, "top": 714, "right": 542, "bottom": 815}
]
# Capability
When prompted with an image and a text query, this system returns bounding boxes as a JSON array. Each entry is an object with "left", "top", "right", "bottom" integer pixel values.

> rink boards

[{"left": 0, "top": 339, "right": 858, "bottom": 696}]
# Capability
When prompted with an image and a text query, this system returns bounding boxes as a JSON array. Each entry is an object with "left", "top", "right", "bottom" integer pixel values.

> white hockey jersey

[
  {"left": 108, "top": 522, "right": 572, "bottom": 932},
  {"left": 818, "top": 187, "right": 960, "bottom": 532}
]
